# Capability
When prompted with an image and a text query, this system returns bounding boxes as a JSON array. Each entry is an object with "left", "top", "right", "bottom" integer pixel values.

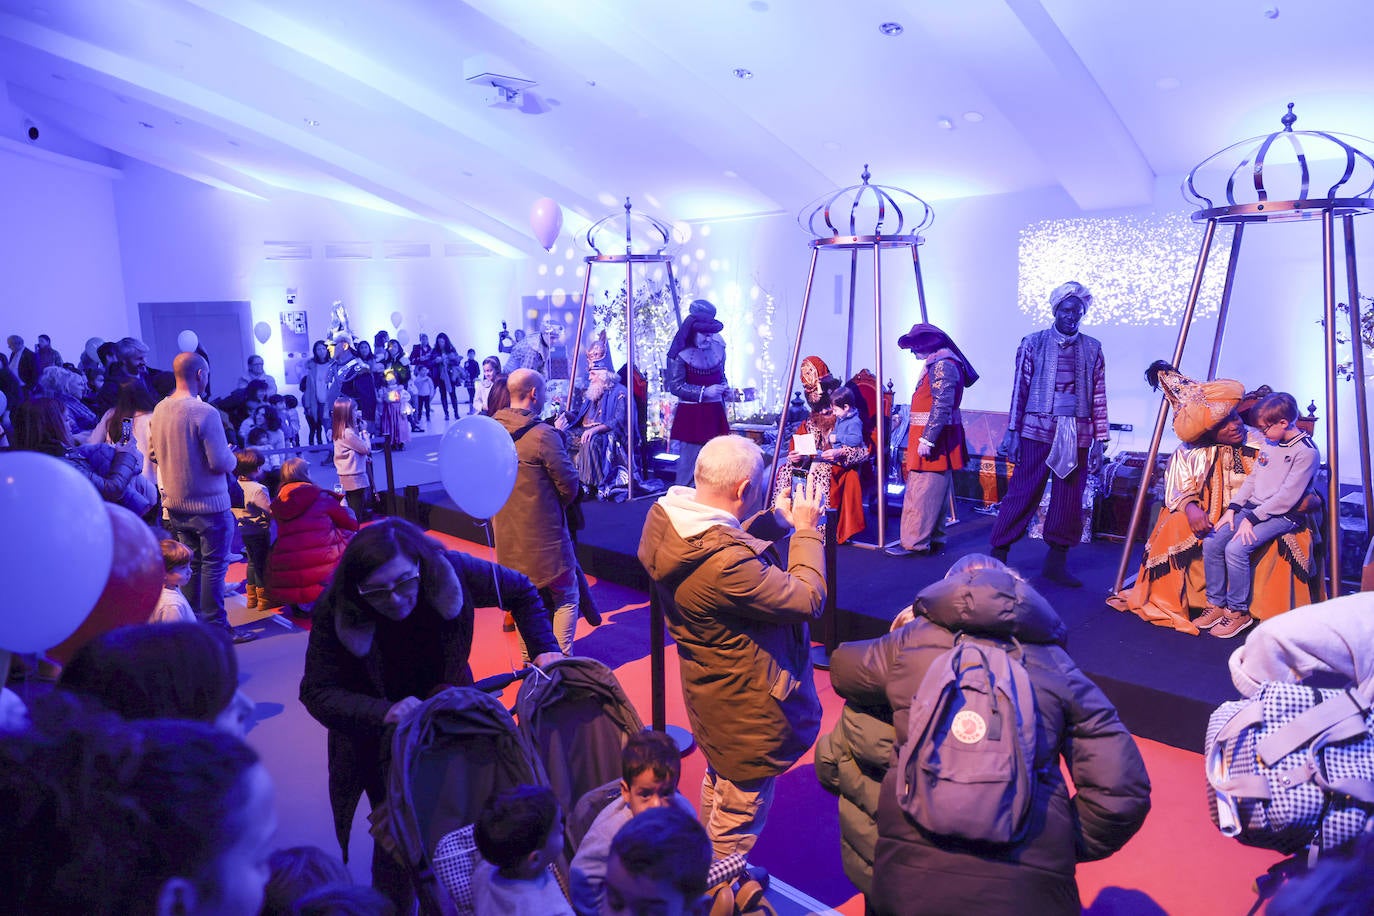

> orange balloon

[{"left": 47, "top": 504, "right": 164, "bottom": 665}]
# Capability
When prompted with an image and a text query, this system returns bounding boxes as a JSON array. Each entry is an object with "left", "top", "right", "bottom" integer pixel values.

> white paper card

[{"left": 792, "top": 433, "right": 817, "bottom": 455}]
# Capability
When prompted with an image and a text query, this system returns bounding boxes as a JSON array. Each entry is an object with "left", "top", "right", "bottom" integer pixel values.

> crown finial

[
  {"left": 1281, "top": 102, "right": 1297, "bottom": 132},
  {"left": 861, "top": 164, "right": 871, "bottom": 185}
]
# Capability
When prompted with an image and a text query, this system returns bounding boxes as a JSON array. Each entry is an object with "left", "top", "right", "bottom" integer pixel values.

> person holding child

[{"left": 1198, "top": 391, "right": 1320, "bottom": 638}]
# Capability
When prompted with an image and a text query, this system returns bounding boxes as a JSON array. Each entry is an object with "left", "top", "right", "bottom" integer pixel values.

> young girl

[
  {"left": 331, "top": 396, "right": 372, "bottom": 520},
  {"left": 411, "top": 363, "right": 435, "bottom": 429},
  {"left": 151, "top": 539, "right": 197, "bottom": 624}
]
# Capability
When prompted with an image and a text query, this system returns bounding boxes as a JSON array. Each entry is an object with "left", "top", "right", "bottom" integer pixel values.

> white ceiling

[{"left": 1, "top": 0, "right": 1370, "bottom": 256}]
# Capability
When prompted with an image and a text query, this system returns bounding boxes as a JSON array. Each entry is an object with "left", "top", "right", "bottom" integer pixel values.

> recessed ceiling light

[
  {"left": 138, "top": 121, "right": 154, "bottom": 129},
  {"left": 303, "top": 118, "right": 320, "bottom": 127},
  {"left": 1155, "top": 76, "right": 1181, "bottom": 91},
  {"left": 936, "top": 118, "right": 955, "bottom": 131},
  {"left": 586, "top": 79, "right": 597, "bottom": 87},
  {"left": 962, "top": 111, "right": 984, "bottom": 123},
  {"left": 879, "top": 22, "right": 904, "bottom": 36},
  {"left": 1263, "top": 6, "right": 1279, "bottom": 19},
  {"left": 732, "top": 68, "right": 753, "bottom": 80}
]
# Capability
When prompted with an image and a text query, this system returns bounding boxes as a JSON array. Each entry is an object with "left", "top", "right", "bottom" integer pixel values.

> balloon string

[{"left": 481, "top": 520, "right": 520, "bottom": 676}]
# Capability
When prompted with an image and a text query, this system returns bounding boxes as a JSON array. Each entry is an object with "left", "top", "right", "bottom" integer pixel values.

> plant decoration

[
  {"left": 594, "top": 278, "right": 683, "bottom": 442},
  {"left": 1334, "top": 294, "right": 1374, "bottom": 381}
]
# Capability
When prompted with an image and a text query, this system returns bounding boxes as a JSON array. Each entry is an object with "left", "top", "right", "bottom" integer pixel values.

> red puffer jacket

[{"left": 266, "top": 482, "right": 358, "bottom": 607}]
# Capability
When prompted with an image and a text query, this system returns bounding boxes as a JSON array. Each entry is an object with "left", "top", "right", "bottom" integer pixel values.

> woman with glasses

[
  {"left": 300, "top": 517, "right": 563, "bottom": 907},
  {"left": 265, "top": 457, "right": 359, "bottom": 616}
]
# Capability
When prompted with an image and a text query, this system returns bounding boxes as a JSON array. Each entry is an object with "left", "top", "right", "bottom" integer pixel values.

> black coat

[
  {"left": 300, "top": 549, "right": 559, "bottom": 857},
  {"left": 832, "top": 568, "right": 1152, "bottom": 916}
]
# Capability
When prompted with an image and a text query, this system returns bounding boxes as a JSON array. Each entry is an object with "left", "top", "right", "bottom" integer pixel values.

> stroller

[
  {"left": 514, "top": 657, "right": 644, "bottom": 854},
  {"left": 370, "top": 682, "right": 554, "bottom": 916}
]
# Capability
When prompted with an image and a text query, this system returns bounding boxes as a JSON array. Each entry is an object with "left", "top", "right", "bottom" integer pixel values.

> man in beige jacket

[{"left": 637, "top": 434, "right": 826, "bottom": 856}]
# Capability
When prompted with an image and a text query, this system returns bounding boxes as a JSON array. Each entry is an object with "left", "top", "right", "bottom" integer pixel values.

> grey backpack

[{"left": 895, "top": 636, "right": 1039, "bottom": 844}]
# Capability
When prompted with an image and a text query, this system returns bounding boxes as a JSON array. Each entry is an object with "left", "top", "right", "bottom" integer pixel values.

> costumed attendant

[
  {"left": 1108, "top": 364, "right": 1320, "bottom": 634},
  {"left": 666, "top": 299, "right": 729, "bottom": 486},
  {"left": 886, "top": 323, "right": 977, "bottom": 558},
  {"left": 991, "top": 281, "right": 1108, "bottom": 587}
]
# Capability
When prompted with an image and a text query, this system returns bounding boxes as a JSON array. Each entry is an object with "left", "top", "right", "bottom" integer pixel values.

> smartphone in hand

[{"left": 120, "top": 417, "right": 134, "bottom": 444}]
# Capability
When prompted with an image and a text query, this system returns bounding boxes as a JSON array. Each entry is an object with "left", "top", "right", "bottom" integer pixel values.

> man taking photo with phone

[{"left": 638, "top": 434, "right": 827, "bottom": 857}]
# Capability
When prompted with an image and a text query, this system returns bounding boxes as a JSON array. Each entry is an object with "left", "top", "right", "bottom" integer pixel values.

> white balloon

[{"left": 176, "top": 329, "right": 199, "bottom": 353}]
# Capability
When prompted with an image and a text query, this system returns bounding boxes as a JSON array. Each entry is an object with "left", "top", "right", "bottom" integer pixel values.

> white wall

[
  {"left": 0, "top": 146, "right": 128, "bottom": 356},
  {"left": 110, "top": 161, "right": 523, "bottom": 378}
]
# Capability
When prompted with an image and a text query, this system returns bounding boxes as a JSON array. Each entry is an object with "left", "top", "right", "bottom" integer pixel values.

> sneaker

[
  {"left": 228, "top": 626, "right": 258, "bottom": 645},
  {"left": 1211, "top": 610, "right": 1254, "bottom": 639},
  {"left": 1195, "top": 604, "right": 1228, "bottom": 630},
  {"left": 885, "top": 545, "right": 920, "bottom": 558}
]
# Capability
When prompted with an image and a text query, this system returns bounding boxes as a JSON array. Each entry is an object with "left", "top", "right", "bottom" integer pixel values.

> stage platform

[{"left": 416, "top": 485, "right": 1240, "bottom": 753}]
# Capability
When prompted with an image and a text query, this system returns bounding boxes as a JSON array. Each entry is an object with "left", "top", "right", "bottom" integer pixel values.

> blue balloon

[
  {"left": 438, "top": 415, "right": 518, "bottom": 520},
  {"left": 0, "top": 451, "right": 114, "bottom": 652}
]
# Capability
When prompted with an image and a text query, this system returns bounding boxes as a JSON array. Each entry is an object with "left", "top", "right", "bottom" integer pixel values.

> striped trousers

[{"left": 989, "top": 435, "right": 1088, "bottom": 550}]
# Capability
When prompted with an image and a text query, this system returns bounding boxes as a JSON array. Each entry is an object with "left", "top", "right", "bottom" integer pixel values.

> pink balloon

[
  {"left": 530, "top": 198, "right": 563, "bottom": 251},
  {"left": 47, "top": 504, "right": 163, "bottom": 664}
]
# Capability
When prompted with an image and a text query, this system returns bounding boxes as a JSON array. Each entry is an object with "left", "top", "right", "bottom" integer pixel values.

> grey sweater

[
  {"left": 1229, "top": 431, "right": 1319, "bottom": 524},
  {"left": 149, "top": 394, "right": 236, "bottom": 514}
]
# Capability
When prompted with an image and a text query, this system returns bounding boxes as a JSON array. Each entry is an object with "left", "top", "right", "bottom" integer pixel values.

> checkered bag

[{"left": 1206, "top": 682, "right": 1374, "bottom": 855}]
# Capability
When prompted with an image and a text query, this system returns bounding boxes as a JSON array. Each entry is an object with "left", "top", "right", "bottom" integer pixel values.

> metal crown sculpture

[{"left": 1183, "top": 103, "right": 1374, "bottom": 223}]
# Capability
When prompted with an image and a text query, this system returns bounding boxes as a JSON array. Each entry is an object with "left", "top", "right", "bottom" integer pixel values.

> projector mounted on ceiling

[{"left": 463, "top": 54, "right": 537, "bottom": 110}]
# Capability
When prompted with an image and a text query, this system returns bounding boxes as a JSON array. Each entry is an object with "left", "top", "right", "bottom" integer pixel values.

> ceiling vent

[
  {"left": 444, "top": 241, "right": 492, "bottom": 258},
  {"left": 383, "top": 241, "right": 431, "bottom": 259},
  {"left": 264, "top": 240, "right": 313, "bottom": 260},
  {"left": 324, "top": 242, "right": 373, "bottom": 260}
]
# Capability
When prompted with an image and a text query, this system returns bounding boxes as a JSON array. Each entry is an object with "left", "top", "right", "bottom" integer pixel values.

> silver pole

[
  {"left": 626, "top": 258, "right": 637, "bottom": 502},
  {"left": 844, "top": 249, "right": 858, "bottom": 380},
  {"left": 1207, "top": 224, "right": 1245, "bottom": 380},
  {"left": 1342, "top": 215, "right": 1374, "bottom": 538},
  {"left": 1112, "top": 218, "right": 1219, "bottom": 594},
  {"left": 769, "top": 246, "right": 820, "bottom": 495},
  {"left": 912, "top": 242, "right": 929, "bottom": 323},
  {"left": 873, "top": 240, "right": 889, "bottom": 547},
  {"left": 1321, "top": 211, "right": 1341, "bottom": 598},
  {"left": 567, "top": 264, "right": 595, "bottom": 405}
]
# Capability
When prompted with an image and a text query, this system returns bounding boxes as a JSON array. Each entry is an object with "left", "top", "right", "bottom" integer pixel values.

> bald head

[
  {"left": 172, "top": 352, "right": 208, "bottom": 395},
  {"left": 507, "top": 368, "right": 544, "bottom": 410},
  {"left": 692, "top": 436, "right": 769, "bottom": 502}
]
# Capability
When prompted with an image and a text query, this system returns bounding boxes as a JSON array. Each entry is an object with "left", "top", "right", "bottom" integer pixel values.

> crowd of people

[{"left": 0, "top": 280, "right": 1360, "bottom": 915}]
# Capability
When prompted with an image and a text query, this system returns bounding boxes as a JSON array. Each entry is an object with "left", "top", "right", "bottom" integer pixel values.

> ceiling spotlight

[
  {"left": 138, "top": 121, "right": 154, "bottom": 129},
  {"left": 962, "top": 111, "right": 984, "bottom": 123},
  {"left": 732, "top": 68, "right": 754, "bottom": 80},
  {"left": 879, "top": 22, "right": 904, "bottom": 36},
  {"left": 303, "top": 118, "right": 320, "bottom": 127},
  {"left": 936, "top": 117, "right": 955, "bottom": 131},
  {"left": 1263, "top": 6, "right": 1279, "bottom": 19}
]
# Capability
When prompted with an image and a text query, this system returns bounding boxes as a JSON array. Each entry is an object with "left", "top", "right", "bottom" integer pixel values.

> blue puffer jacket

[{"left": 830, "top": 567, "right": 1151, "bottom": 916}]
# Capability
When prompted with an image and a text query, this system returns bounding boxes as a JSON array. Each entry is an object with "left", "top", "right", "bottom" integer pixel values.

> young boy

[
  {"left": 150, "top": 540, "right": 197, "bottom": 624},
  {"left": 412, "top": 363, "right": 436, "bottom": 427},
  {"left": 1199, "top": 392, "right": 1319, "bottom": 638},
  {"left": 232, "top": 448, "right": 275, "bottom": 611},
  {"left": 571, "top": 730, "right": 697, "bottom": 915},
  {"left": 828, "top": 387, "right": 865, "bottom": 451},
  {"left": 472, "top": 785, "right": 573, "bottom": 915},
  {"left": 276, "top": 394, "right": 302, "bottom": 447},
  {"left": 602, "top": 807, "right": 712, "bottom": 916}
]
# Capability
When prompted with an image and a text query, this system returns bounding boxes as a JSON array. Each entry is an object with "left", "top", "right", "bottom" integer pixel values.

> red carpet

[{"left": 411, "top": 531, "right": 1285, "bottom": 915}]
